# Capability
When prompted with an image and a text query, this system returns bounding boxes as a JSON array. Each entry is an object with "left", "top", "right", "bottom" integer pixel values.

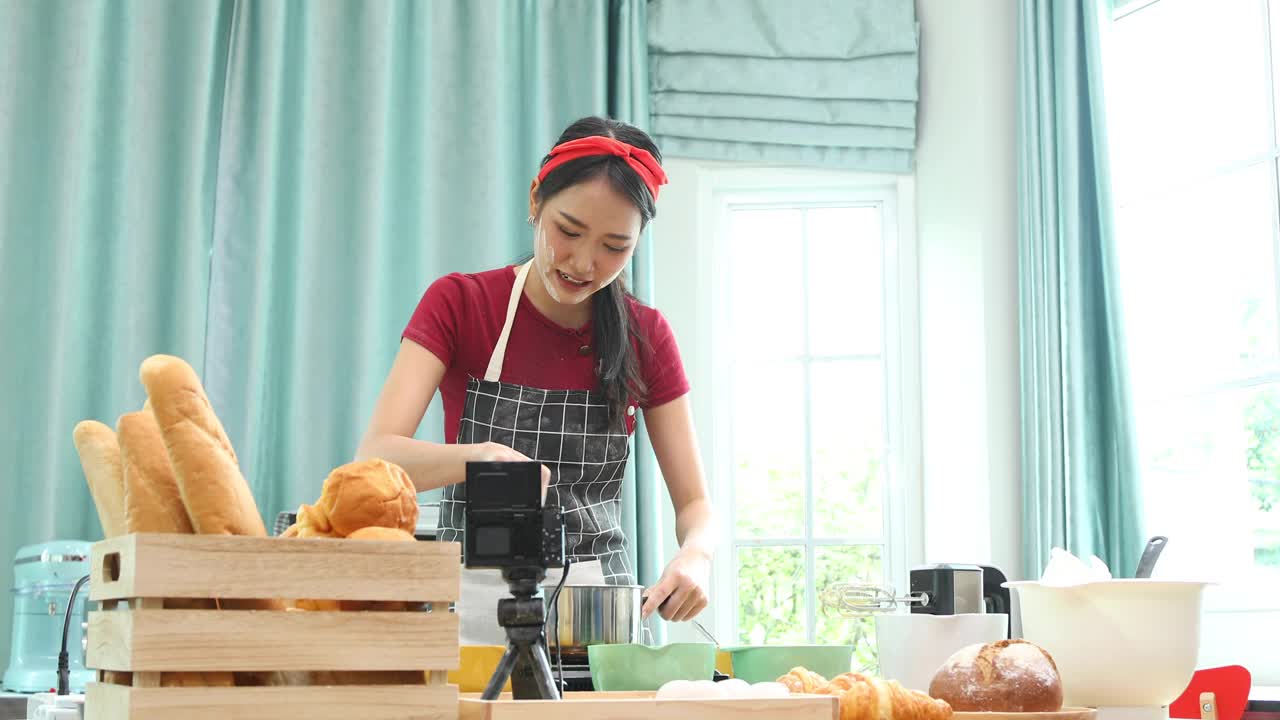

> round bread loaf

[
  {"left": 928, "top": 639, "right": 1063, "bottom": 712},
  {"left": 317, "top": 458, "right": 418, "bottom": 537}
]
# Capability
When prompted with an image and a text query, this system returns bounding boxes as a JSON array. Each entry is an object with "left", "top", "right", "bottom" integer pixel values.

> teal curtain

[
  {"left": 647, "top": 0, "right": 918, "bottom": 171},
  {"left": 1017, "top": 0, "right": 1145, "bottom": 579},
  {"left": 0, "top": 0, "right": 235, "bottom": 672},
  {"left": 0, "top": 0, "right": 653, "bottom": 664}
]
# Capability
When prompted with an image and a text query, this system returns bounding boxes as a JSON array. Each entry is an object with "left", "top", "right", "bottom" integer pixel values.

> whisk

[{"left": 819, "top": 582, "right": 928, "bottom": 617}]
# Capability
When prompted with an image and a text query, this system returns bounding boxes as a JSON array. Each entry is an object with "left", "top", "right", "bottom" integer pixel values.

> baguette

[
  {"left": 117, "top": 411, "right": 193, "bottom": 534},
  {"left": 138, "top": 354, "right": 282, "bottom": 617},
  {"left": 138, "top": 354, "right": 266, "bottom": 536},
  {"left": 116, "top": 409, "right": 233, "bottom": 687},
  {"left": 72, "top": 420, "right": 131, "bottom": 685},
  {"left": 72, "top": 421, "right": 126, "bottom": 538}
]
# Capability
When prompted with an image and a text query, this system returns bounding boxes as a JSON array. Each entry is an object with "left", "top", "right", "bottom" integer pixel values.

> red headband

[{"left": 536, "top": 136, "right": 668, "bottom": 201}]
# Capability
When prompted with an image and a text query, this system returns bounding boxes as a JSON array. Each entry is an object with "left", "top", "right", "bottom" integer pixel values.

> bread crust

[
  {"left": 316, "top": 459, "right": 418, "bottom": 537},
  {"left": 929, "top": 639, "right": 1063, "bottom": 712},
  {"left": 73, "top": 421, "right": 127, "bottom": 538},
  {"left": 118, "top": 410, "right": 193, "bottom": 534},
  {"left": 139, "top": 354, "right": 266, "bottom": 536}
]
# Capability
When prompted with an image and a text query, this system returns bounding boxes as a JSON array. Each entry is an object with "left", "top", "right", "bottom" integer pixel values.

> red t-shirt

[{"left": 402, "top": 266, "right": 690, "bottom": 441}]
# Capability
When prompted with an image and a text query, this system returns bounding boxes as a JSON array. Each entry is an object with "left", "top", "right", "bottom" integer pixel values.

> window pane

[
  {"left": 730, "top": 208, "right": 804, "bottom": 356},
  {"left": 811, "top": 360, "right": 884, "bottom": 538},
  {"left": 737, "top": 545, "right": 807, "bottom": 645},
  {"left": 807, "top": 207, "right": 882, "bottom": 356},
  {"left": 1247, "top": 385, "right": 1280, "bottom": 571},
  {"left": 733, "top": 361, "right": 805, "bottom": 538},
  {"left": 1136, "top": 383, "right": 1280, "bottom": 580},
  {"left": 1114, "top": 162, "right": 1280, "bottom": 397},
  {"left": 1272, "top": 0, "right": 1280, "bottom": 145},
  {"left": 815, "top": 545, "right": 882, "bottom": 673},
  {"left": 1107, "top": 0, "right": 1271, "bottom": 201}
]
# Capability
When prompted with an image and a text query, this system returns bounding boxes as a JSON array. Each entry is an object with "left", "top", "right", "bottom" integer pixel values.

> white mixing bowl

[{"left": 1006, "top": 580, "right": 1210, "bottom": 708}]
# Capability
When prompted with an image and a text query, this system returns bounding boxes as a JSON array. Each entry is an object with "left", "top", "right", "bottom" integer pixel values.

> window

[
  {"left": 693, "top": 177, "right": 913, "bottom": 672},
  {"left": 1106, "top": 0, "right": 1280, "bottom": 598}
]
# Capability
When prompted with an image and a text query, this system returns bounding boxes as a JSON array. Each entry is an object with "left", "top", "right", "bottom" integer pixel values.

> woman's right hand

[{"left": 468, "top": 442, "right": 552, "bottom": 501}]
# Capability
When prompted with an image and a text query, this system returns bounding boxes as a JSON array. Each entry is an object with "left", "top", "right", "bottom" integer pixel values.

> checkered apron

[{"left": 439, "top": 262, "right": 635, "bottom": 642}]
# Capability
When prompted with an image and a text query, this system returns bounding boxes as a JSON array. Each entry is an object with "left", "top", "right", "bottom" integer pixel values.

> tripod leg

[
  {"left": 481, "top": 642, "right": 520, "bottom": 701},
  {"left": 526, "top": 638, "right": 562, "bottom": 700}
]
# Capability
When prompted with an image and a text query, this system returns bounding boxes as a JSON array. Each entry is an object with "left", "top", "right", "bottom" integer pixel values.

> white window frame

[{"left": 686, "top": 167, "right": 921, "bottom": 649}]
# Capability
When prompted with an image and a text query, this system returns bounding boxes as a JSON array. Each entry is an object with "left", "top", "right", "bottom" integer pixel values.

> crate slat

[
  {"left": 88, "top": 608, "right": 459, "bottom": 672},
  {"left": 90, "top": 533, "right": 460, "bottom": 602},
  {"left": 87, "top": 681, "right": 458, "bottom": 720}
]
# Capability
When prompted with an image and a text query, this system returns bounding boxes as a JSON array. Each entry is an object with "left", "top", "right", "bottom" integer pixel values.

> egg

[
  {"left": 718, "top": 678, "right": 752, "bottom": 697},
  {"left": 747, "top": 681, "right": 791, "bottom": 698},
  {"left": 656, "top": 680, "right": 695, "bottom": 700},
  {"left": 688, "top": 680, "right": 727, "bottom": 698}
]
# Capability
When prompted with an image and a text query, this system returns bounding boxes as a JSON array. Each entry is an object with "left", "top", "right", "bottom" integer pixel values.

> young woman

[{"left": 357, "top": 116, "right": 715, "bottom": 644}]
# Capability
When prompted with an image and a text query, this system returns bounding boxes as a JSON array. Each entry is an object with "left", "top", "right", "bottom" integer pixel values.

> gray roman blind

[{"left": 648, "top": 0, "right": 919, "bottom": 172}]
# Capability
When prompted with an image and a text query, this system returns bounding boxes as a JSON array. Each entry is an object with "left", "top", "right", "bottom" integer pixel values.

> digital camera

[{"left": 463, "top": 461, "right": 564, "bottom": 570}]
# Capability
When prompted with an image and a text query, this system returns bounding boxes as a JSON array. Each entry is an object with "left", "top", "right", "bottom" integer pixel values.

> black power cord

[
  {"left": 57, "top": 573, "right": 91, "bottom": 696},
  {"left": 544, "top": 555, "right": 572, "bottom": 693}
]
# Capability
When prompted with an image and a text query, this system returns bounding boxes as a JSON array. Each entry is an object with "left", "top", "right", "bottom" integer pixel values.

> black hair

[{"left": 535, "top": 116, "right": 661, "bottom": 428}]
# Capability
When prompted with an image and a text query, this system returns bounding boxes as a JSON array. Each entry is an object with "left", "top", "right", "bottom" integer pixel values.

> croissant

[
  {"left": 778, "top": 666, "right": 830, "bottom": 694},
  {"left": 823, "top": 672, "right": 953, "bottom": 720}
]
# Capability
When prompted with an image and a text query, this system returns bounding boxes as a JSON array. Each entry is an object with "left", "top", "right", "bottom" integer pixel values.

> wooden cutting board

[
  {"left": 459, "top": 691, "right": 839, "bottom": 720},
  {"left": 954, "top": 708, "right": 1098, "bottom": 720}
]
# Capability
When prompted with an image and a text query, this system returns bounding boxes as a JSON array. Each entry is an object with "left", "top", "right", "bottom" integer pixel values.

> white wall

[{"left": 913, "top": 0, "right": 1022, "bottom": 579}]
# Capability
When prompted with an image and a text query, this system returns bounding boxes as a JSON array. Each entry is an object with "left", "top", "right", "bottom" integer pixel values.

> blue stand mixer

[{"left": 3, "top": 540, "right": 93, "bottom": 694}]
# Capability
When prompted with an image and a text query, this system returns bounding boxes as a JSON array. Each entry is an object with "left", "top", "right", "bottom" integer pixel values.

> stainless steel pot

[{"left": 545, "top": 584, "right": 645, "bottom": 656}]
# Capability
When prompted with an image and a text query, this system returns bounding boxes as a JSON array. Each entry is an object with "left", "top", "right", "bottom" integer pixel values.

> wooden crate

[
  {"left": 85, "top": 533, "right": 461, "bottom": 720},
  {"left": 458, "top": 691, "right": 839, "bottom": 720}
]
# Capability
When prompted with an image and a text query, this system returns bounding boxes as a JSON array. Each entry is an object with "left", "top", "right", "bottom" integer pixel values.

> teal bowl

[
  {"left": 587, "top": 643, "right": 717, "bottom": 691},
  {"left": 722, "top": 645, "right": 854, "bottom": 683}
]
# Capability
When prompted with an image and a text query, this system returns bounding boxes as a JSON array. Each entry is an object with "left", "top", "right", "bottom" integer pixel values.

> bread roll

[
  {"left": 308, "top": 671, "right": 425, "bottom": 686},
  {"left": 291, "top": 526, "right": 417, "bottom": 612},
  {"left": 161, "top": 671, "right": 235, "bottom": 688},
  {"left": 73, "top": 421, "right": 127, "bottom": 538},
  {"left": 299, "top": 521, "right": 422, "bottom": 686},
  {"left": 138, "top": 354, "right": 266, "bottom": 536},
  {"left": 347, "top": 526, "right": 416, "bottom": 542},
  {"left": 928, "top": 640, "right": 1063, "bottom": 712},
  {"left": 117, "top": 411, "right": 193, "bottom": 534},
  {"left": 281, "top": 503, "right": 336, "bottom": 538},
  {"left": 341, "top": 526, "right": 417, "bottom": 611},
  {"left": 316, "top": 459, "right": 417, "bottom": 537}
]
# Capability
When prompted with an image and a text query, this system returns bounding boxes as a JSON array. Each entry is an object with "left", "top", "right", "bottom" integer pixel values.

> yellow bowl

[
  {"left": 448, "top": 645, "right": 511, "bottom": 693},
  {"left": 716, "top": 649, "right": 733, "bottom": 676}
]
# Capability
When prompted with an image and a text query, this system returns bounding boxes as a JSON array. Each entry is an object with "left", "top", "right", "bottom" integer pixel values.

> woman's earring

[{"left": 526, "top": 215, "right": 535, "bottom": 226}]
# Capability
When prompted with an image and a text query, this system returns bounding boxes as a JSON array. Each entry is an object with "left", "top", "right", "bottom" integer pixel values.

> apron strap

[{"left": 484, "top": 260, "right": 533, "bottom": 382}]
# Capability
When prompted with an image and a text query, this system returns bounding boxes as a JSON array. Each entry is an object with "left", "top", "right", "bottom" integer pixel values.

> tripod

[{"left": 481, "top": 567, "right": 561, "bottom": 700}]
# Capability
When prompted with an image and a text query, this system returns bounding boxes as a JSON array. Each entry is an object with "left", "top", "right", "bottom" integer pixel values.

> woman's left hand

[{"left": 642, "top": 548, "right": 711, "bottom": 622}]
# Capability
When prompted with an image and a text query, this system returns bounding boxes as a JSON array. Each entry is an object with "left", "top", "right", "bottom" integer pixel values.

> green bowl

[
  {"left": 722, "top": 645, "right": 854, "bottom": 683},
  {"left": 587, "top": 643, "right": 717, "bottom": 691}
]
